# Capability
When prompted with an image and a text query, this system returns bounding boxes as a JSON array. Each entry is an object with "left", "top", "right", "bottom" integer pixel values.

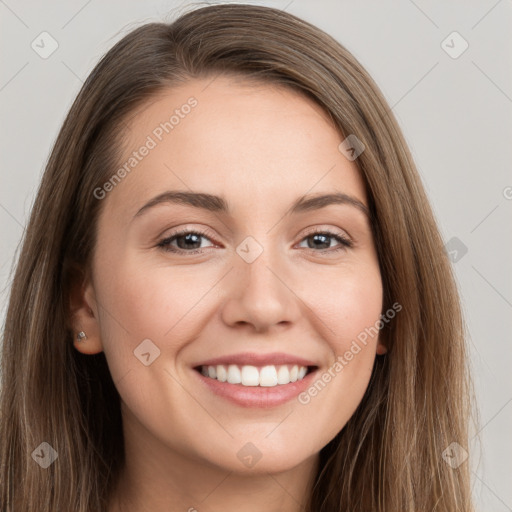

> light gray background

[{"left": 1, "top": 1, "right": 511, "bottom": 510}]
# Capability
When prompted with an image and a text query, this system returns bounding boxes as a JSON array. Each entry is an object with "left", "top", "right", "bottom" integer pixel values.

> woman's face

[{"left": 80, "top": 75, "right": 383, "bottom": 474}]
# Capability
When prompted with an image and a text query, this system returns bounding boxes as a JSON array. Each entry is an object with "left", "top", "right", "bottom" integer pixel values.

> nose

[{"left": 220, "top": 241, "right": 302, "bottom": 333}]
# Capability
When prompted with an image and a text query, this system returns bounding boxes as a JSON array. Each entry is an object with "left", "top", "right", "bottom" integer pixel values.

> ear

[
  {"left": 376, "top": 342, "right": 388, "bottom": 356},
  {"left": 69, "top": 269, "right": 104, "bottom": 355},
  {"left": 376, "top": 316, "right": 389, "bottom": 356}
]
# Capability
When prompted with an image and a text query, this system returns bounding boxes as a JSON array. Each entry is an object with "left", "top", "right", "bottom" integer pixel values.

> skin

[{"left": 71, "top": 75, "right": 386, "bottom": 512}]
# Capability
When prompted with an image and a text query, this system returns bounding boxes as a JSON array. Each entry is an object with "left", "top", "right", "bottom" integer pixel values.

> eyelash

[{"left": 156, "top": 227, "right": 353, "bottom": 255}]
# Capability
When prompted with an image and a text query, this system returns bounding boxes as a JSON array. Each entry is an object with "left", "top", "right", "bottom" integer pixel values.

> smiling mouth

[{"left": 194, "top": 364, "right": 317, "bottom": 387}]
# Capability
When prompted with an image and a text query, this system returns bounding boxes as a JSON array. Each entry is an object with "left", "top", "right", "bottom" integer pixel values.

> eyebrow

[{"left": 133, "top": 190, "right": 370, "bottom": 219}]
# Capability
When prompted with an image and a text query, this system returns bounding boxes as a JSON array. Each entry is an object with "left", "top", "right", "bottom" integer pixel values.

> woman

[{"left": 0, "top": 4, "right": 476, "bottom": 511}]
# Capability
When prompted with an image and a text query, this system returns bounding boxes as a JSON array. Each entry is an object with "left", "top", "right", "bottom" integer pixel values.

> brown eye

[
  {"left": 157, "top": 229, "right": 216, "bottom": 254},
  {"left": 297, "top": 230, "right": 352, "bottom": 253}
]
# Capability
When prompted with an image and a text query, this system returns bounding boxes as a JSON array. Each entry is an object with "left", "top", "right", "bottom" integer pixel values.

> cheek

[
  {"left": 92, "top": 250, "right": 234, "bottom": 411},
  {"left": 292, "top": 264, "right": 382, "bottom": 436},
  {"left": 334, "top": 278, "right": 382, "bottom": 346},
  {"left": 91, "top": 249, "right": 191, "bottom": 384},
  {"left": 300, "top": 261, "right": 383, "bottom": 349},
  {"left": 92, "top": 257, "right": 212, "bottom": 450},
  {"left": 95, "top": 252, "right": 208, "bottom": 342}
]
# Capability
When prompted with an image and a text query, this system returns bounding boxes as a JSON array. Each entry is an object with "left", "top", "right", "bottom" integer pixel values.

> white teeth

[
  {"left": 260, "top": 365, "right": 278, "bottom": 387},
  {"left": 241, "top": 365, "right": 260, "bottom": 386},
  {"left": 227, "top": 364, "right": 241, "bottom": 384},
  {"left": 216, "top": 365, "right": 227, "bottom": 382},
  {"left": 201, "top": 364, "right": 310, "bottom": 387},
  {"left": 276, "top": 365, "right": 289, "bottom": 384}
]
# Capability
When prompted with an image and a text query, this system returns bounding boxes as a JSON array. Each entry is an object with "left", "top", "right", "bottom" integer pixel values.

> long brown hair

[{"left": 0, "top": 4, "right": 477, "bottom": 511}]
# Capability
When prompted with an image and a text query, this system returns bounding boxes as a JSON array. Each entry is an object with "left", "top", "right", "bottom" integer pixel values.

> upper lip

[{"left": 193, "top": 352, "right": 318, "bottom": 368}]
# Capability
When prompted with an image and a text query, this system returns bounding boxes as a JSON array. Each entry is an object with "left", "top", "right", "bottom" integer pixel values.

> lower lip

[{"left": 193, "top": 367, "right": 318, "bottom": 408}]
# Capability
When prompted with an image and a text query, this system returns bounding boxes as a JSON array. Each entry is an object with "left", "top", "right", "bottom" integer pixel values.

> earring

[{"left": 76, "top": 331, "right": 87, "bottom": 342}]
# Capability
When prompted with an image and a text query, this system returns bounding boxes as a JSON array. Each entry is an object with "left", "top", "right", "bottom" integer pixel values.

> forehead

[{"left": 102, "top": 75, "right": 367, "bottom": 219}]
